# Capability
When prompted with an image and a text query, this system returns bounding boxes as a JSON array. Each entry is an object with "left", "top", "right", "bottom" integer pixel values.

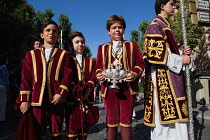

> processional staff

[{"left": 179, "top": 0, "right": 194, "bottom": 140}]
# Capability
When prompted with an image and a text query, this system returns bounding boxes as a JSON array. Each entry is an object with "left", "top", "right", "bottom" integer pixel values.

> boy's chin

[{"left": 47, "top": 41, "right": 56, "bottom": 45}]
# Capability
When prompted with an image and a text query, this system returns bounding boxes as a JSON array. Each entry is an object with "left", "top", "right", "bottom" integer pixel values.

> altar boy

[{"left": 18, "top": 21, "right": 72, "bottom": 139}]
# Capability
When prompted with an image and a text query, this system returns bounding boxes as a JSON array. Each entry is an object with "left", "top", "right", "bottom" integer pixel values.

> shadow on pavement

[{"left": 193, "top": 104, "right": 208, "bottom": 140}]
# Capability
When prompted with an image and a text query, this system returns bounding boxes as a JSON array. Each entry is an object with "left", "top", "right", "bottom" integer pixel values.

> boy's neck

[
  {"left": 43, "top": 43, "right": 55, "bottom": 45},
  {"left": 74, "top": 52, "right": 83, "bottom": 56},
  {"left": 43, "top": 44, "right": 55, "bottom": 48},
  {"left": 159, "top": 13, "right": 168, "bottom": 18}
]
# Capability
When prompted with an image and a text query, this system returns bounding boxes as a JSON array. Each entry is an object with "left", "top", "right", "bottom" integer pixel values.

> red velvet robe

[
  {"left": 95, "top": 41, "right": 145, "bottom": 98},
  {"left": 19, "top": 47, "right": 72, "bottom": 106},
  {"left": 65, "top": 55, "right": 96, "bottom": 138},
  {"left": 66, "top": 55, "right": 96, "bottom": 104}
]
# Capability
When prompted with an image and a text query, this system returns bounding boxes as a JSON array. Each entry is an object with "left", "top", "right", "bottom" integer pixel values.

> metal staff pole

[{"left": 179, "top": 0, "right": 194, "bottom": 139}]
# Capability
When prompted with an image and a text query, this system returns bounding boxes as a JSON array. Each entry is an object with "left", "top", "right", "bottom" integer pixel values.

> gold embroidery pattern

[
  {"left": 181, "top": 102, "right": 188, "bottom": 116},
  {"left": 146, "top": 39, "right": 164, "bottom": 59},
  {"left": 144, "top": 72, "right": 153, "bottom": 122},
  {"left": 157, "top": 67, "right": 176, "bottom": 120},
  {"left": 143, "top": 38, "right": 148, "bottom": 58}
]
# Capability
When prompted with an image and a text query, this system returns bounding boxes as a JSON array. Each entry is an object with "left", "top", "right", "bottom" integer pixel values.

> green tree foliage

[
  {"left": 0, "top": 0, "right": 35, "bottom": 35},
  {"left": 0, "top": 0, "right": 91, "bottom": 58},
  {"left": 36, "top": 9, "right": 54, "bottom": 24},
  {"left": 35, "top": 9, "right": 55, "bottom": 35},
  {"left": 0, "top": 0, "right": 36, "bottom": 54},
  {"left": 170, "top": 11, "right": 205, "bottom": 49},
  {"left": 11, "top": 3, "right": 36, "bottom": 35},
  {"left": 139, "top": 20, "right": 150, "bottom": 36},
  {"left": 130, "top": 29, "right": 140, "bottom": 42},
  {"left": 83, "top": 45, "right": 92, "bottom": 58},
  {"left": 130, "top": 20, "right": 150, "bottom": 50},
  {"left": 58, "top": 14, "right": 72, "bottom": 45},
  {"left": 138, "top": 20, "right": 150, "bottom": 50},
  {"left": 166, "top": 0, "right": 205, "bottom": 49}
]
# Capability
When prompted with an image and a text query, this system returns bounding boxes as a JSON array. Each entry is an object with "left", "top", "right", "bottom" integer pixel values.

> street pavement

[{"left": 0, "top": 98, "right": 210, "bottom": 140}]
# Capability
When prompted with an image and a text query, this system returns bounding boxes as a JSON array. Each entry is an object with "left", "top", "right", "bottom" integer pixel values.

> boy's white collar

[{"left": 43, "top": 45, "right": 55, "bottom": 49}]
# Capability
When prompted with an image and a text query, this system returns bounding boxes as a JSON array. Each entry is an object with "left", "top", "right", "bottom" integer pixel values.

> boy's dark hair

[
  {"left": 34, "top": 40, "right": 41, "bottom": 45},
  {"left": 106, "top": 15, "right": 126, "bottom": 31},
  {"left": 41, "top": 21, "right": 59, "bottom": 33},
  {"left": 155, "top": 0, "right": 177, "bottom": 15},
  {"left": 68, "top": 32, "right": 85, "bottom": 49}
]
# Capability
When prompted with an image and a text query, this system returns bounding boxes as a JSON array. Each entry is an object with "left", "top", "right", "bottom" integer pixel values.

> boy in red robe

[
  {"left": 18, "top": 21, "right": 72, "bottom": 139},
  {"left": 65, "top": 32, "right": 96, "bottom": 140},
  {"left": 95, "top": 15, "right": 145, "bottom": 140}
]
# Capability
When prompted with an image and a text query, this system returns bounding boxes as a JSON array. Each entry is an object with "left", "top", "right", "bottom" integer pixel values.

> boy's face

[
  {"left": 161, "top": 0, "right": 176, "bottom": 17},
  {"left": 108, "top": 22, "right": 124, "bottom": 41},
  {"left": 40, "top": 24, "right": 59, "bottom": 45},
  {"left": 34, "top": 41, "right": 41, "bottom": 49},
  {"left": 72, "top": 36, "right": 85, "bottom": 54}
]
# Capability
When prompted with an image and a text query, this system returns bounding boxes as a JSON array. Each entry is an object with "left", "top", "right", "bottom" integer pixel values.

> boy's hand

[
  {"left": 182, "top": 55, "right": 191, "bottom": 65},
  {"left": 20, "top": 102, "right": 31, "bottom": 114},
  {"left": 182, "top": 46, "right": 192, "bottom": 55},
  {"left": 126, "top": 72, "right": 138, "bottom": 82},
  {"left": 51, "top": 94, "right": 62, "bottom": 105},
  {"left": 96, "top": 72, "right": 106, "bottom": 83}
]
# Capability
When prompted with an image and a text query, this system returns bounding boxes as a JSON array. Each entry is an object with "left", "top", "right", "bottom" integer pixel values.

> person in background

[
  {"left": 7, "top": 66, "right": 20, "bottom": 112},
  {"left": 93, "top": 82, "right": 102, "bottom": 103},
  {"left": 132, "top": 69, "right": 145, "bottom": 122},
  {"left": 95, "top": 14, "right": 145, "bottom": 140},
  {"left": 17, "top": 21, "right": 72, "bottom": 139},
  {"left": 0, "top": 54, "right": 10, "bottom": 121},
  {"left": 65, "top": 31, "right": 96, "bottom": 140},
  {"left": 204, "top": 65, "right": 210, "bottom": 76},
  {"left": 143, "top": 0, "right": 193, "bottom": 139},
  {"left": 33, "top": 40, "right": 41, "bottom": 49}
]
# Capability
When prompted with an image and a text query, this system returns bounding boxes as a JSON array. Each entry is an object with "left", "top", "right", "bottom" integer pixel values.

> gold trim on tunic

[
  {"left": 107, "top": 123, "right": 119, "bottom": 127},
  {"left": 50, "top": 133, "right": 62, "bottom": 137},
  {"left": 60, "top": 85, "right": 69, "bottom": 92},
  {"left": 66, "top": 134, "right": 77, "bottom": 137},
  {"left": 31, "top": 51, "right": 37, "bottom": 83},
  {"left": 20, "top": 91, "right": 31, "bottom": 94},
  {"left": 120, "top": 123, "right": 132, "bottom": 127},
  {"left": 55, "top": 50, "right": 66, "bottom": 81}
]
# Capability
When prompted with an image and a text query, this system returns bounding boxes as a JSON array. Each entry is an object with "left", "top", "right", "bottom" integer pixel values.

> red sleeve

[
  {"left": 95, "top": 45, "right": 103, "bottom": 75},
  {"left": 56, "top": 51, "right": 72, "bottom": 96},
  {"left": 132, "top": 42, "right": 145, "bottom": 76},
  {"left": 86, "top": 59, "right": 97, "bottom": 89},
  {"left": 19, "top": 51, "right": 33, "bottom": 102}
]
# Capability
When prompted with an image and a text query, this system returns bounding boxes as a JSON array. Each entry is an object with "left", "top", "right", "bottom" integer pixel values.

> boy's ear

[
  {"left": 161, "top": 4, "right": 165, "bottom": 11},
  {"left": 40, "top": 33, "right": 44, "bottom": 39},
  {"left": 107, "top": 30, "right": 111, "bottom": 36}
]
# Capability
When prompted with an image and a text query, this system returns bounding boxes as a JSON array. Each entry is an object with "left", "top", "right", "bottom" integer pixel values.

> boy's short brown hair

[
  {"left": 34, "top": 40, "right": 41, "bottom": 45},
  {"left": 41, "top": 21, "right": 59, "bottom": 34},
  {"left": 68, "top": 32, "right": 85, "bottom": 48},
  {"left": 155, "top": 0, "right": 177, "bottom": 15},
  {"left": 106, "top": 15, "right": 126, "bottom": 31}
]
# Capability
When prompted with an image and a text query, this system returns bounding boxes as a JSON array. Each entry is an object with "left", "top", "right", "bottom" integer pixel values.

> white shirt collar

[
  {"left": 112, "top": 41, "right": 121, "bottom": 50},
  {"left": 44, "top": 45, "right": 54, "bottom": 61},
  {"left": 75, "top": 52, "right": 83, "bottom": 67},
  {"left": 43, "top": 45, "right": 54, "bottom": 49}
]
